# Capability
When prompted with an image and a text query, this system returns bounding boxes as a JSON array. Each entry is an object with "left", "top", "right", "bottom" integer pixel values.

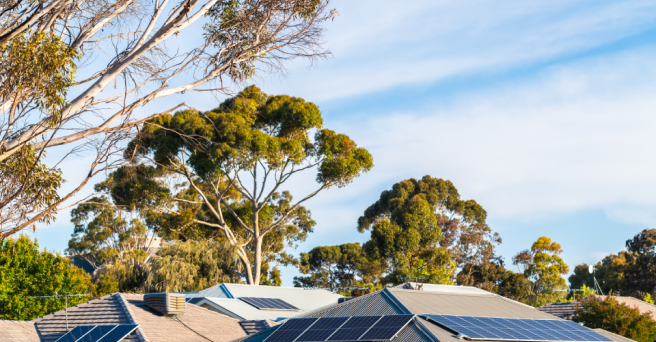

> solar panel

[
  {"left": 265, "top": 315, "right": 415, "bottom": 342},
  {"left": 77, "top": 326, "right": 117, "bottom": 342},
  {"left": 240, "top": 297, "right": 300, "bottom": 311},
  {"left": 54, "top": 324, "right": 139, "bottom": 342},
  {"left": 97, "top": 324, "right": 139, "bottom": 342},
  {"left": 423, "top": 315, "right": 613, "bottom": 342},
  {"left": 55, "top": 325, "right": 96, "bottom": 342}
]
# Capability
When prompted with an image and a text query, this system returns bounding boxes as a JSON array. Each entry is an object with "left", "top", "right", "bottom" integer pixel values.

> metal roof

[
  {"left": 238, "top": 286, "right": 637, "bottom": 342},
  {"left": 395, "top": 283, "right": 495, "bottom": 296},
  {"left": 184, "top": 284, "right": 343, "bottom": 321}
]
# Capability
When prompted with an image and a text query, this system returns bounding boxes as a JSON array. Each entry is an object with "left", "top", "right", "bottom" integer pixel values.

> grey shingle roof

[
  {"left": 32, "top": 293, "right": 248, "bottom": 342},
  {"left": 537, "top": 301, "right": 580, "bottom": 319},
  {"left": 0, "top": 320, "right": 40, "bottom": 341}
]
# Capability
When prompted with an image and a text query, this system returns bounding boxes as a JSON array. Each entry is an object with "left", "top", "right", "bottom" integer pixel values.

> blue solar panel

[
  {"left": 241, "top": 297, "right": 300, "bottom": 311},
  {"left": 423, "top": 315, "right": 613, "bottom": 342},
  {"left": 55, "top": 326, "right": 96, "bottom": 342},
  {"left": 266, "top": 315, "right": 415, "bottom": 342},
  {"left": 96, "top": 324, "right": 138, "bottom": 342},
  {"left": 77, "top": 326, "right": 117, "bottom": 342}
]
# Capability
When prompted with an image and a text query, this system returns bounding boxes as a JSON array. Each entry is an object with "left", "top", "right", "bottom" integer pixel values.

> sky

[{"left": 26, "top": 0, "right": 656, "bottom": 286}]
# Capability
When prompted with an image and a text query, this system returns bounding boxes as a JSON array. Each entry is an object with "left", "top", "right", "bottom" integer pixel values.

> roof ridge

[
  {"left": 116, "top": 293, "right": 149, "bottom": 342},
  {"left": 296, "top": 288, "right": 387, "bottom": 318},
  {"left": 382, "top": 288, "right": 412, "bottom": 314},
  {"left": 31, "top": 293, "right": 116, "bottom": 322}
]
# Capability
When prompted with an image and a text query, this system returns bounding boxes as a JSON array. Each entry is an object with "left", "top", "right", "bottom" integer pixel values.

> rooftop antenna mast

[
  {"left": 588, "top": 265, "right": 604, "bottom": 295},
  {"left": 29, "top": 289, "right": 91, "bottom": 331}
]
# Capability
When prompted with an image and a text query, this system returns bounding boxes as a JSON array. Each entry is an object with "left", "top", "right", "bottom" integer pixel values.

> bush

[
  {"left": 0, "top": 235, "right": 92, "bottom": 320},
  {"left": 574, "top": 295, "right": 656, "bottom": 342}
]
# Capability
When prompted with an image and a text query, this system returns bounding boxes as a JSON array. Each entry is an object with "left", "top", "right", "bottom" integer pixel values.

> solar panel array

[
  {"left": 54, "top": 324, "right": 139, "bottom": 342},
  {"left": 240, "top": 297, "right": 300, "bottom": 311},
  {"left": 423, "top": 315, "right": 613, "bottom": 341},
  {"left": 264, "top": 315, "right": 415, "bottom": 342}
]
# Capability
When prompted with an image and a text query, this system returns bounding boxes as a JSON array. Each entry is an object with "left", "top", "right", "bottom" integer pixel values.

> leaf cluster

[{"left": 574, "top": 296, "right": 656, "bottom": 342}]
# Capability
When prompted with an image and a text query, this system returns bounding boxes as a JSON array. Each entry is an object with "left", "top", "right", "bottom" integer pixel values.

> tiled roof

[
  {"left": 537, "top": 301, "right": 580, "bottom": 319},
  {"left": 238, "top": 320, "right": 279, "bottom": 334},
  {"left": 0, "top": 320, "right": 40, "bottom": 341},
  {"left": 32, "top": 293, "right": 248, "bottom": 342}
]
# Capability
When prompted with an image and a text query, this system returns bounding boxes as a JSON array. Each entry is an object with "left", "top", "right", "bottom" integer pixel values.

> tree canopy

[
  {"left": 574, "top": 296, "right": 656, "bottom": 342},
  {"left": 0, "top": 0, "right": 337, "bottom": 239},
  {"left": 0, "top": 235, "right": 92, "bottom": 320},
  {"left": 294, "top": 243, "right": 364, "bottom": 290},
  {"left": 357, "top": 175, "right": 498, "bottom": 285},
  {"left": 513, "top": 236, "right": 569, "bottom": 307},
  {"left": 124, "top": 85, "right": 373, "bottom": 285}
]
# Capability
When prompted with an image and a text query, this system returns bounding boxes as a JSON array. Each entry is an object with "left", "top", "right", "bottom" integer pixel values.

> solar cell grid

[
  {"left": 241, "top": 297, "right": 301, "bottom": 311},
  {"left": 55, "top": 325, "right": 97, "bottom": 342},
  {"left": 423, "top": 315, "right": 614, "bottom": 342},
  {"left": 77, "top": 326, "right": 117, "bottom": 342},
  {"left": 97, "top": 324, "right": 139, "bottom": 342}
]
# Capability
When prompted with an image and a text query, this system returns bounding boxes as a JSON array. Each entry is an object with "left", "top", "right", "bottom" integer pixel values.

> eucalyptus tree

[
  {"left": 0, "top": 0, "right": 337, "bottom": 238},
  {"left": 358, "top": 175, "right": 499, "bottom": 284},
  {"left": 125, "top": 85, "right": 373, "bottom": 285}
]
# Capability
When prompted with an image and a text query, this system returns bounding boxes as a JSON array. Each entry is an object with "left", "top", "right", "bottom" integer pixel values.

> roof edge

[
  {"left": 382, "top": 288, "right": 412, "bottom": 314},
  {"left": 117, "top": 293, "right": 149, "bottom": 342}
]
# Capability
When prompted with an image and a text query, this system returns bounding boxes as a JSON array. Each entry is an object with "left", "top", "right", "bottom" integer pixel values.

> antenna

[
  {"left": 29, "top": 289, "right": 91, "bottom": 331},
  {"left": 588, "top": 265, "right": 604, "bottom": 295}
]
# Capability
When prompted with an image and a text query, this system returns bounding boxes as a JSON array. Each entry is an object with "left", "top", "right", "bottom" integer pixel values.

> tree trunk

[{"left": 254, "top": 236, "right": 263, "bottom": 285}]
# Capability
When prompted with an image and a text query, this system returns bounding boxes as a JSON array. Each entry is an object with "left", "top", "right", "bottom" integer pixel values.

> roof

[
  {"left": 238, "top": 320, "right": 279, "bottom": 335},
  {"left": 0, "top": 320, "right": 40, "bottom": 342},
  {"left": 33, "top": 293, "right": 248, "bottom": 342},
  {"left": 184, "top": 284, "right": 343, "bottom": 321},
  {"left": 238, "top": 285, "right": 637, "bottom": 342},
  {"left": 395, "top": 282, "right": 494, "bottom": 295},
  {"left": 538, "top": 296, "right": 656, "bottom": 321},
  {"left": 537, "top": 301, "right": 580, "bottom": 319}
]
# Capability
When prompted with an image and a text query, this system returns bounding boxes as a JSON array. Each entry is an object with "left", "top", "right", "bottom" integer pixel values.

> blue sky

[{"left": 28, "top": 0, "right": 656, "bottom": 285}]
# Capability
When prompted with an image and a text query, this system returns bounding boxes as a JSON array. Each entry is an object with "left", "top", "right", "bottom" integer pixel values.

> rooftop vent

[{"left": 144, "top": 293, "right": 186, "bottom": 315}]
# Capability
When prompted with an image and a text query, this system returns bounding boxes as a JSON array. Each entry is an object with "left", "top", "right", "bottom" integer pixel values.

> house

[
  {"left": 183, "top": 283, "right": 343, "bottom": 322},
  {"left": 3, "top": 292, "right": 250, "bottom": 342},
  {"left": 538, "top": 296, "right": 656, "bottom": 320},
  {"left": 235, "top": 284, "right": 635, "bottom": 342}
]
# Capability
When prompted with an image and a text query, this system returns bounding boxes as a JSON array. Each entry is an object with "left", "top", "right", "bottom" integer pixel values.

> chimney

[{"left": 143, "top": 293, "right": 186, "bottom": 315}]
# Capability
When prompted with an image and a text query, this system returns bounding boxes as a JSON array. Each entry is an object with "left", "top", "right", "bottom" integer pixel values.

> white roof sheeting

[{"left": 184, "top": 284, "right": 343, "bottom": 321}]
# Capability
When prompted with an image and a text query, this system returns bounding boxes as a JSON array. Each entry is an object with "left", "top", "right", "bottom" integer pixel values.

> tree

[
  {"left": 294, "top": 243, "right": 363, "bottom": 290},
  {"left": 144, "top": 239, "right": 239, "bottom": 292},
  {"left": 574, "top": 295, "right": 656, "bottom": 342},
  {"left": 623, "top": 229, "right": 656, "bottom": 296},
  {"left": 357, "top": 176, "right": 497, "bottom": 285},
  {"left": 513, "top": 236, "right": 569, "bottom": 307},
  {"left": 66, "top": 164, "right": 169, "bottom": 269},
  {"left": 125, "top": 86, "right": 373, "bottom": 285},
  {"left": 0, "top": 0, "right": 338, "bottom": 239},
  {"left": 0, "top": 235, "right": 92, "bottom": 320},
  {"left": 456, "top": 261, "right": 531, "bottom": 303}
]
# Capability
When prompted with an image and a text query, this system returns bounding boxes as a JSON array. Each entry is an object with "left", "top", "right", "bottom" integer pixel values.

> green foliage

[
  {"left": 358, "top": 176, "right": 497, "bottom": 285},
  {"left": 0, "top": 31, "right": 80, "bottom": 118},
  {"left": 128, "top": 85, "right": 372, "bottom": 284},
  {"left": 0, "top": 235, "right": 91, "bottom": 320},
  {"left": 513, "top": 236, "right": 569, "bottom": 307},
  {"left": 294, "top": 243, "right": 364, "bottom": 289},
  {"left": 144, "top": 239, "right": 239, "bottom": 292},
  {"left": 574, "top": 296, "right": 656, "bottom": 342},
  {"left": 0, "top": 146, "right": 64, "bottom": 235},
  {"left": 457, "top": 261, "right": 532, "bottom": 303},
  {"left": 91, "top": 274, "right": 119, "bottom": 298},
  {"left": 644, "top": 293, "right": 654, "bottom": 305},
  {"left": 93, "top": 258, "right": 148, "bottom": 293}
]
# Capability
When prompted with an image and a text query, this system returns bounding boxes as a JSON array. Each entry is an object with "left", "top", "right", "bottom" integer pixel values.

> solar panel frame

[
  {"left": 423, "top": 315, "right": 614, "bottom": 342},
  {"left": 240, "top": 297, "right": 301, "bottom": 311}
]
